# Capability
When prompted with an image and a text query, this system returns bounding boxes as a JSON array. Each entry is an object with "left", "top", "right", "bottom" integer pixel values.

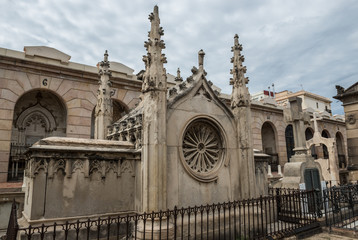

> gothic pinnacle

[
  {"left": 175, "top": 68, "right": 183, "bottom": 83},
  {"left": 230, "top": 34, "right": 250, "bottom": 108},
  {"left": 198, "top": 49, "right": 205, "bottom": 71},
  {"left": 141, "top": 5, "right": 167, "bottom": 93},
  {"left": 99, "top": 50, "right": 111, "bottom": 77}
]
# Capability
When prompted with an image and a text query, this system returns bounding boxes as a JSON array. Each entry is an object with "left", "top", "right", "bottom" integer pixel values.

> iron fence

[
  {"left": 5, "top": 189, "right": 320, "bottom": 240},
  {"left": 5, "top": 200, "right": 19, "bottom": 240},
  {"left": 324, "top": 184, "right": 358, "bottom": 232}
]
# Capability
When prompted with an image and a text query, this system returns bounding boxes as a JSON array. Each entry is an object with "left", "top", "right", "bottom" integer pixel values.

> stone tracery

[{"left": 182, "top": 119, "right": 223, "bottom": 175}]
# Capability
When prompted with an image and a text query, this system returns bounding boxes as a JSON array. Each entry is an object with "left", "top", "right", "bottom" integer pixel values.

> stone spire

[
  {"left": 230, "top": 34, "right": 257, "bottom": 198},
  {"left": 175, "top": 68, "right": 183, "bottom": 83},
  {"left": 230, "top": 34, "right": 250, "bottom": 108},
  {"left": 94, "top": 50, "right": 113, "bottom": 140},
  {"left": 142, "top": 5, "right": 167, "bottom": 93},
  {"left": 140, "top": 6, "right": 168, "bottom": 213}
]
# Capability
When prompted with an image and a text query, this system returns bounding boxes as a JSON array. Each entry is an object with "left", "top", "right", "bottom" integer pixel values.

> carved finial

[
  {"left": 175, "top": 68, "right": 183, "bottom": 83},
  {"left": 141, "top": 6, "right": 167, "bottom": 93},
  {"left": 198, "top": 49, "right": 205, "bottom": 71},
  {"left": 234, "top": 34, "right": 239, "bottom": 46},
  {"left": 230, "top": 34, "right": 250, "bottom": 108},
  {"left": 104, "top": 50, "right": 108, "bottom": 62},
  {"left": 99, "top": 50, "right": 111, "bottom": 76}
]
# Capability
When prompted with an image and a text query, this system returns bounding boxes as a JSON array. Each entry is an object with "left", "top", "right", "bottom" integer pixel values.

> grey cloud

[{"left": 1, "top": 0, "right": 357, "bottom": 115}]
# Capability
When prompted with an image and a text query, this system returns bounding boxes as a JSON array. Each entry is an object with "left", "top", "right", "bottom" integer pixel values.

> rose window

[{"left": 182, "top": 119, "right": 223, "bottom": 175}]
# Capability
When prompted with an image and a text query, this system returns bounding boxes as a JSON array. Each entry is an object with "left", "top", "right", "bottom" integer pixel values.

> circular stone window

[{"left": 181, "top": 118, "right": 225, "bottom": 182}]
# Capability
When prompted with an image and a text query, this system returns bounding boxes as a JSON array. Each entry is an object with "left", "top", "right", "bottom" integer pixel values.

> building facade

[{"left": 0, "top": 47, "right": 348, "bottom": 184}]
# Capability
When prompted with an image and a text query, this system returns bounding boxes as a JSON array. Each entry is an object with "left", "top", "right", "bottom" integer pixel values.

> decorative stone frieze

[{"left": 26, "top": 153, "right": 137, "bottom": 179}]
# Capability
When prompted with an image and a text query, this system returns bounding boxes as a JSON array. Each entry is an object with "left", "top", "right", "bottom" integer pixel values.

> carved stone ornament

[
  {"left": 180, "top": 118, "right": 225, "bottom": 182},
  {"left": 347, "top": 114, "right": 356, "bottom": 125}
]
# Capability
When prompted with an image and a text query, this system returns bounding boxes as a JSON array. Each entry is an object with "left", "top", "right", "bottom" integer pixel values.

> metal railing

[
  {"left": 7, "top": 142, "right": 31, "bottom": 182},
  {"left": 324, "top": 184, "right": 358, "bottom": 232},
  {"left": 5, "top": 188, "right": 320, "bottom": 240}
]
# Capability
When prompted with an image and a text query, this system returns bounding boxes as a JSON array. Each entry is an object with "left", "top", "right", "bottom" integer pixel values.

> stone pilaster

[
  {"left": 94, "top": 50, "right": 113, "bottom": 139},
  {"left": 230, "top": 34, "right": 257, "bottom": 198},
  {"left": 140, "top": 5, "right": 167, "bottom": 213}
]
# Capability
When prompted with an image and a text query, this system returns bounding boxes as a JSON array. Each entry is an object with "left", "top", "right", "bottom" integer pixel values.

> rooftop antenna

[
  {"left": 272, "top": 83, "right": 275, "bottom": 98},
  {"left": 300, "top": 84, "right": 303, "bottom": 90},
  {"left": 268, "top": 86, "right": 271, "bottom": 98}
]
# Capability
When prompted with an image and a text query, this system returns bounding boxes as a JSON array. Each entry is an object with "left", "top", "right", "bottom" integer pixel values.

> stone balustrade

[{"left": 108, "top": 113, "right": 143, "bottom": 149}]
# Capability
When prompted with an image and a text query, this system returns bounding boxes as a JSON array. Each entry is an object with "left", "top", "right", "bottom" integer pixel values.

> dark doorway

[
  {"left": 285, "top": 125, "right": 294, "bottom": 162},
  {"left": 304, "top": 168, "right": 321, "bottom": 213}
]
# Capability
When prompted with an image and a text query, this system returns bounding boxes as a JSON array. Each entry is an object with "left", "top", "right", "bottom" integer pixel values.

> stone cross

[
  {"left": 288, "top": 97, "right": 309, "bottom": 157},
  {"left": 311, "top": 112, "right": 322, "bottom": 134}
]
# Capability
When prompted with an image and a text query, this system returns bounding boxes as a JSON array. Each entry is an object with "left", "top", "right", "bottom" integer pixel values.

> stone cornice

[
  {"left": 0, "top": 55, "right": 142, "bottom": 91},
  {"left": 250, "top": 103, "right": 283, "bottom": 114},
  {"left": 276, "top": 90, "right": 332, "bottom": 103}
]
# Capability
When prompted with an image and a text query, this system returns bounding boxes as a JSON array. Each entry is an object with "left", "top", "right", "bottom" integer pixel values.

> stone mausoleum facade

[{"left": 0, "top": 5, "right": 350, "bottom": 231}]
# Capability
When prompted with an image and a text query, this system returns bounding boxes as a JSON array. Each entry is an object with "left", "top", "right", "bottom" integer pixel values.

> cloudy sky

[{"left": 1, "top": 0, "right": 357, "bottom": 115}]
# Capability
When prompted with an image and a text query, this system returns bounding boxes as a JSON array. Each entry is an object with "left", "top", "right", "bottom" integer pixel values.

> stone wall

[
  {"left": 166, "top": 85, "right": 241, "bottom": 208},
  {"left": 251, "top": 104, "right": 287, "bottom": 166},
  {"left": 22, "top": 137, "right": 141, "bottom": 222},
  {"left": 250, "top": 102, "right": 347, "bottom": 173},
  {"left": 0, "top": 48, "right": 142, "bottom": 182}
]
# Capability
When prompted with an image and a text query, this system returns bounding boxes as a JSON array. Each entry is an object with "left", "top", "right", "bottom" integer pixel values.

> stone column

[{"left": 230, "top": 34, "right": 257, "bottom": 198}]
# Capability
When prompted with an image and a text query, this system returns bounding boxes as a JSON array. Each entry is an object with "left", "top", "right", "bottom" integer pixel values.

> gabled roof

[{"left": 167, "top": 66, "right": 233, "bottom": 118}]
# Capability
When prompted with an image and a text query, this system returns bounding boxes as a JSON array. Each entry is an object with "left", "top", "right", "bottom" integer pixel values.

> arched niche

[
  {"left": 322, "top": 130, "right": 330, "bottom": 159},
  {"left": 336, "top": 132, "right": 346, "bottom": 168},
  {"left": 9, "top": 90, "right": 67, "bottom": 181},
  {"left": 90, "top": 99, "right": 129, "bottom": 139},
  {"left": 261, "top": 121, "right": 279, "bottom": 171},
  {"left": 305, "top": 127, "right": 317, "bottom": 159},
  {"left": 285, "top": 124, "right": 294, "bottom": 162}
]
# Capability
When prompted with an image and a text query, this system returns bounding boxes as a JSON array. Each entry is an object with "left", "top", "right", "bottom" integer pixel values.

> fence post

[
  {"left": 5, "top": 199, "right": 19, "bottom": 240},
  {"left": 314, "top": 189, "right": 322, "bottom": 219}
]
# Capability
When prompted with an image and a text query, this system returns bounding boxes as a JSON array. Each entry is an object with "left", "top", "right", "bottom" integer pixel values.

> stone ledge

[{"left": 32, "top": 137, "right": 134, "bottom": 151}]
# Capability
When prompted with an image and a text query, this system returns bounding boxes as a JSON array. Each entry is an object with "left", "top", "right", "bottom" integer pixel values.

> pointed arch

[{"left": 8, "top": 89, "right": 67, "bottom": 181}]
